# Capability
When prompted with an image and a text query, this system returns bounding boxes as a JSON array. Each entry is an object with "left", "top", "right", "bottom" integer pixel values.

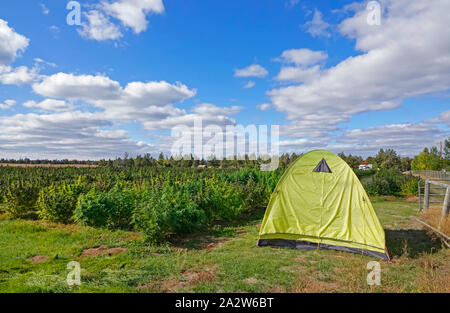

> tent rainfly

[{"left": 257, "top": 150, "right": 390, "bottom": 261}]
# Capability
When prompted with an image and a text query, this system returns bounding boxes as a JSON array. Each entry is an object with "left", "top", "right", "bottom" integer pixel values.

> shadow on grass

[
  {"left": 168, "top": 206, "right": 266, "bottom": 250},
  {"left": 385, "top": 229, "right": 443, "bottom": 258}
]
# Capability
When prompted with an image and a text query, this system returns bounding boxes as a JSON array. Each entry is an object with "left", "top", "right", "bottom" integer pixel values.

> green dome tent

[{"left": 257, "top": 150, "right": 390, "bottom": 261}]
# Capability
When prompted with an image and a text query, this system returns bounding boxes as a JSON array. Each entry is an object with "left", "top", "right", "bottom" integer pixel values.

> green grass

[{"left": 0, "top": 197, "right": 448, "bottom": 293}]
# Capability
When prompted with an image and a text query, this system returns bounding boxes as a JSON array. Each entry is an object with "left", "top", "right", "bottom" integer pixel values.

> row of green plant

[
  {"left": 360, "top": 169, "right": 419, "bottom": 196},
  {"left": 0, "top": 167, "right": 282, "bottom": 242}
]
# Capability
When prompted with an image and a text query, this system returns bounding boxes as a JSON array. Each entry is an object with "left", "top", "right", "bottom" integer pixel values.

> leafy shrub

[
  {"left": 400, "top": 176, "right": 419, "bottom": 196},
  {"left": 243, "top": 176, "right": 268, "bottom": 210},
  {"left": 202, "top": 179, "right": 244, "bottom": 222},
  {"left": 364, "top": 169, "right": 410, "bottom": 196},
  {"left": 132, "top": 185, "right": 206, "bottom": 242},
  {"left": 37, "top": 184, "right": 79, "bottom": 223},
  {"left": 74, "top": 186, "right": 136, "bottom": 229},
  {"left": 1, "top": 182, "right": 40, "bottom": 218}
]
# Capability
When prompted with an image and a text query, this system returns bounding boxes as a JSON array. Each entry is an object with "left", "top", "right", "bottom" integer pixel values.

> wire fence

[{"left": 410, "top": 170, "right": 450, "bottom": 182}]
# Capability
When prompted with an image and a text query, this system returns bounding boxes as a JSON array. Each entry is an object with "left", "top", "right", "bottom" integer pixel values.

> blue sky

[{"left": 0, "top": 0, "right": 449, "bottom": 159}]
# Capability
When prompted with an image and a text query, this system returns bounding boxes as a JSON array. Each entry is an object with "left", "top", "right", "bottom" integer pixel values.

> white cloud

[
  {"left": 29, "top": 72, "right": 243, "bottom": 134},
  {"left": 243, "top": 81, "right": 255, "bottom": 89},
  {"left": 40, "top": 3, "right": 50, "bottom": 15},
  {"left": 0, "top": 65, "right": 38, "bottom": 85},
  {"left": 0, "top": 111, "right": 154, "bottom": 159},
  {"left": 78, "top": 10, "right": 123, "bottom": 41},
  {"left": 303, "top": 9, "right": 330, "bottom": 38},
  {"left": 103, "top": 0, "right": 164, "bottom": 34},
  {"left": 142, "top": 103, "right": 242, "bottom": 130},
  {"left": 0, "top": 99, "right": 16, "bottom": 109},
  {"left": 0, "top": 19, "right": 29, "bottom": 64},
  {"left": 429, "top": 110, "right": 450, "bottom": 127},
  {"left": 257, "top": 103, "right": 271, "bottom": 111},
  {"left": 275, "top": 65, "right": 321, "bottom": 83},
  {"left": 269, "top": 0, "right": 450, "bottom": 144},
  {"left": 23, "top": 99, "right": 73, "bottom": 112},
  {"left": 285, "top": 0, "right": 299, "bottom": 9},
  {"left": 274, "top": 49, "right": 327, "bottom": 83},
  {"left": 33, "top": 72, "right": 122, "bottom": 100},
  {"left": 234, "top": 64, "right": 268, "bottom": 78},
  {"left": 274, "top": 48, "right": 327, "bottom": 67},
  {"left": 329, "top": 122, "right": 446, "bottom": 157},
  {"left": 78, "top": 0, "right": 165, "bottom": 41}
]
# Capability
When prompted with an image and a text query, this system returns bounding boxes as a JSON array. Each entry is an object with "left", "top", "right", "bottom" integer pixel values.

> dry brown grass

[
  {"left": 414, "top": 251, "right": 450, "bottom": 292},
  {"left": 82, "top": 245, "right": 128, "bottom": 257},
  {"left": 420, "top": 206, "right": 450, "bottom": 236},
  {"left": 291, "top": 271, "right": 342, "bottom": 293},
  {"left": 28, "top": 255, "right": 49, "bottom": 263},
  {"left": 139, "top": 265, "right": 219, "bottom": 293}
]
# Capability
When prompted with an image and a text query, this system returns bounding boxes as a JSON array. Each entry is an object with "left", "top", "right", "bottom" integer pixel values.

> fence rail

[
  {"left": 418, "top": 179, "right": 449, "bottom": 231},
  {"left": 410, "top": 170, "right": 450, "bottom": 182}
]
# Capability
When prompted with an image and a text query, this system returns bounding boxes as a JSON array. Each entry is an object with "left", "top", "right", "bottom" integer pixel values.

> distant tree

[
  {"left": 444, "top": 137, "right": 450, "bottom": 160},
  {"left": 411, "top": 147, "right": 441, "bottom": 170},
  {"left": 338, "top": 152, "right": 363, "bottom": 170},
  {"left": 374, "top": 149, "right": 402, "bottom": 170}
]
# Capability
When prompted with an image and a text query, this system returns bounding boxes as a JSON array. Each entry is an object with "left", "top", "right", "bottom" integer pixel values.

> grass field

[{"left": 0, "top": 197, "right": 448, "bottom": 293}]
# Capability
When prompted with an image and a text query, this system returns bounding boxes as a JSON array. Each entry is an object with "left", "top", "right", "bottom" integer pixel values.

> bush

[
  {"left": 1, "top": 182, "right": 40, "bottom": 218},
  {"left": 37, "top": 184, "right": 79, "bottom": 223},
  {"left": 132, "top": 185, "right": 206, "bottom": 242},
  {"left": 202, "top": 179, "right": 244, "bottom": 222},
  {"left": 74, "top": 186, "right": 136, "bottom": 229},
  {"left": 363, "top": 169, "right": 413, "bottom": 196},
  {"left": 400, "top": 176, "right": 419, "bottom": 196}
]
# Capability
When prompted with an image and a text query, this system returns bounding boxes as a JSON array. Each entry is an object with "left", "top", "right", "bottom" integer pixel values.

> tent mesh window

[{"left": 312, "top": 158, "right": 332, "bottom": 173}]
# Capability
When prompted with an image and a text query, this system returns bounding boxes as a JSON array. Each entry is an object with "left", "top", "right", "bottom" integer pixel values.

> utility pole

[{"left": 440, "top": 141, "right": 443, "bottom": 160}]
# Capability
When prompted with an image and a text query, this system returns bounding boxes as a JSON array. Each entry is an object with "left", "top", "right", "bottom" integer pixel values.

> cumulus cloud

[
  {"left": 269, "top": 0, "right": 450, "bottom": 148},
  {"left": 103, "top": 0, "right": 164, "bottom": 34},
  {"left": 23, "top": 99, "right": 73, "bottom": 112},
  {"left": 274, "top": 48, "right": 328, "bottom": 67},
  {"left": 0, "top": 111, "right": 154, "bottom": 160},
  {"left": 78, "top": 10, "right": 123, "bottom": 41},
  {"left": 142, "top": 102, "right": 242, "bottom": 130},
  {"left": 40, "top": 3, "right": 50, "bottom": 15},
  {"left": 32, "top": 73, "right": 198, "bottom": 126},
  {"left": 0, "top": 19, "right": 29, "bottom": 64},
  {"left": 0, "top": 99, "right": 16, "bottom": 109},
  {"left": 243, "top": 81, "right": 255, "bottom": 89},
  {"left": 328, "top": 122, "right": 445, "bottom": 157},
  {"left": 257, "top": 103, "right": 271, "bottom": 111},
  {"left": 303, "top": 9, "right": 330, "bottom": 38},
  {"left": 32, "top": 72, "right": 122, "bottom": 100},
  {"left": 78, "top": 0, "right": 165, "bottom": 41},
  {"left": 0, "top": 65, "right": 39, "bottom": 85},
  {"left": 234, "top": 64, "right": 268, "bottom": 78},
  {"left": 274, "top": 49, "right": 327, "bottom": 83},
  {"left": 275, "top": 65, "right": 322, "bottom": 83}
]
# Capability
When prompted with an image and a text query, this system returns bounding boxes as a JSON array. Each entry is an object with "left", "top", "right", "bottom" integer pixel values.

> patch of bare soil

[
  {"left": 139, "top": 265, "right": 219, "bottom": 293},
  {"left": 269, "top": 284, "right": 286, "bottom": 293},
  {"left": 236, "top": 229, "right": 249, "bottom": 235},
  {"left": 28, "top": 255, "right": 49, "bottom": 263},
  {"left": 123, "top": 233, "right": 144, "bottom": 242},
  {"left": 82, "top": 245, "right": 128, "bottom": 257},
  {"left": 405, "top": 196, "right": 419, "bottom": 202},
  {"left": 291, "top": 270, "right": 342, "bottom": 293},
  {"left": 243, "top": 277, "right": 259, "bottom": 284}
]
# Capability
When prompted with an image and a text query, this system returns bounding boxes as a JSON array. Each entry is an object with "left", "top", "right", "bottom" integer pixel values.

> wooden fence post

[
  {"left": 423, "top": 181, "right": 430, "bottom": 211},
  {"left": 441, "top": 187, "right": 450, "bottom": 229}
]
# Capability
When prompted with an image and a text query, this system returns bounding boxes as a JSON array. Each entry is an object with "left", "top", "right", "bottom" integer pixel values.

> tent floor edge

[{"left": 257, "top": 238, "right": 390, "bottom": 261}]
